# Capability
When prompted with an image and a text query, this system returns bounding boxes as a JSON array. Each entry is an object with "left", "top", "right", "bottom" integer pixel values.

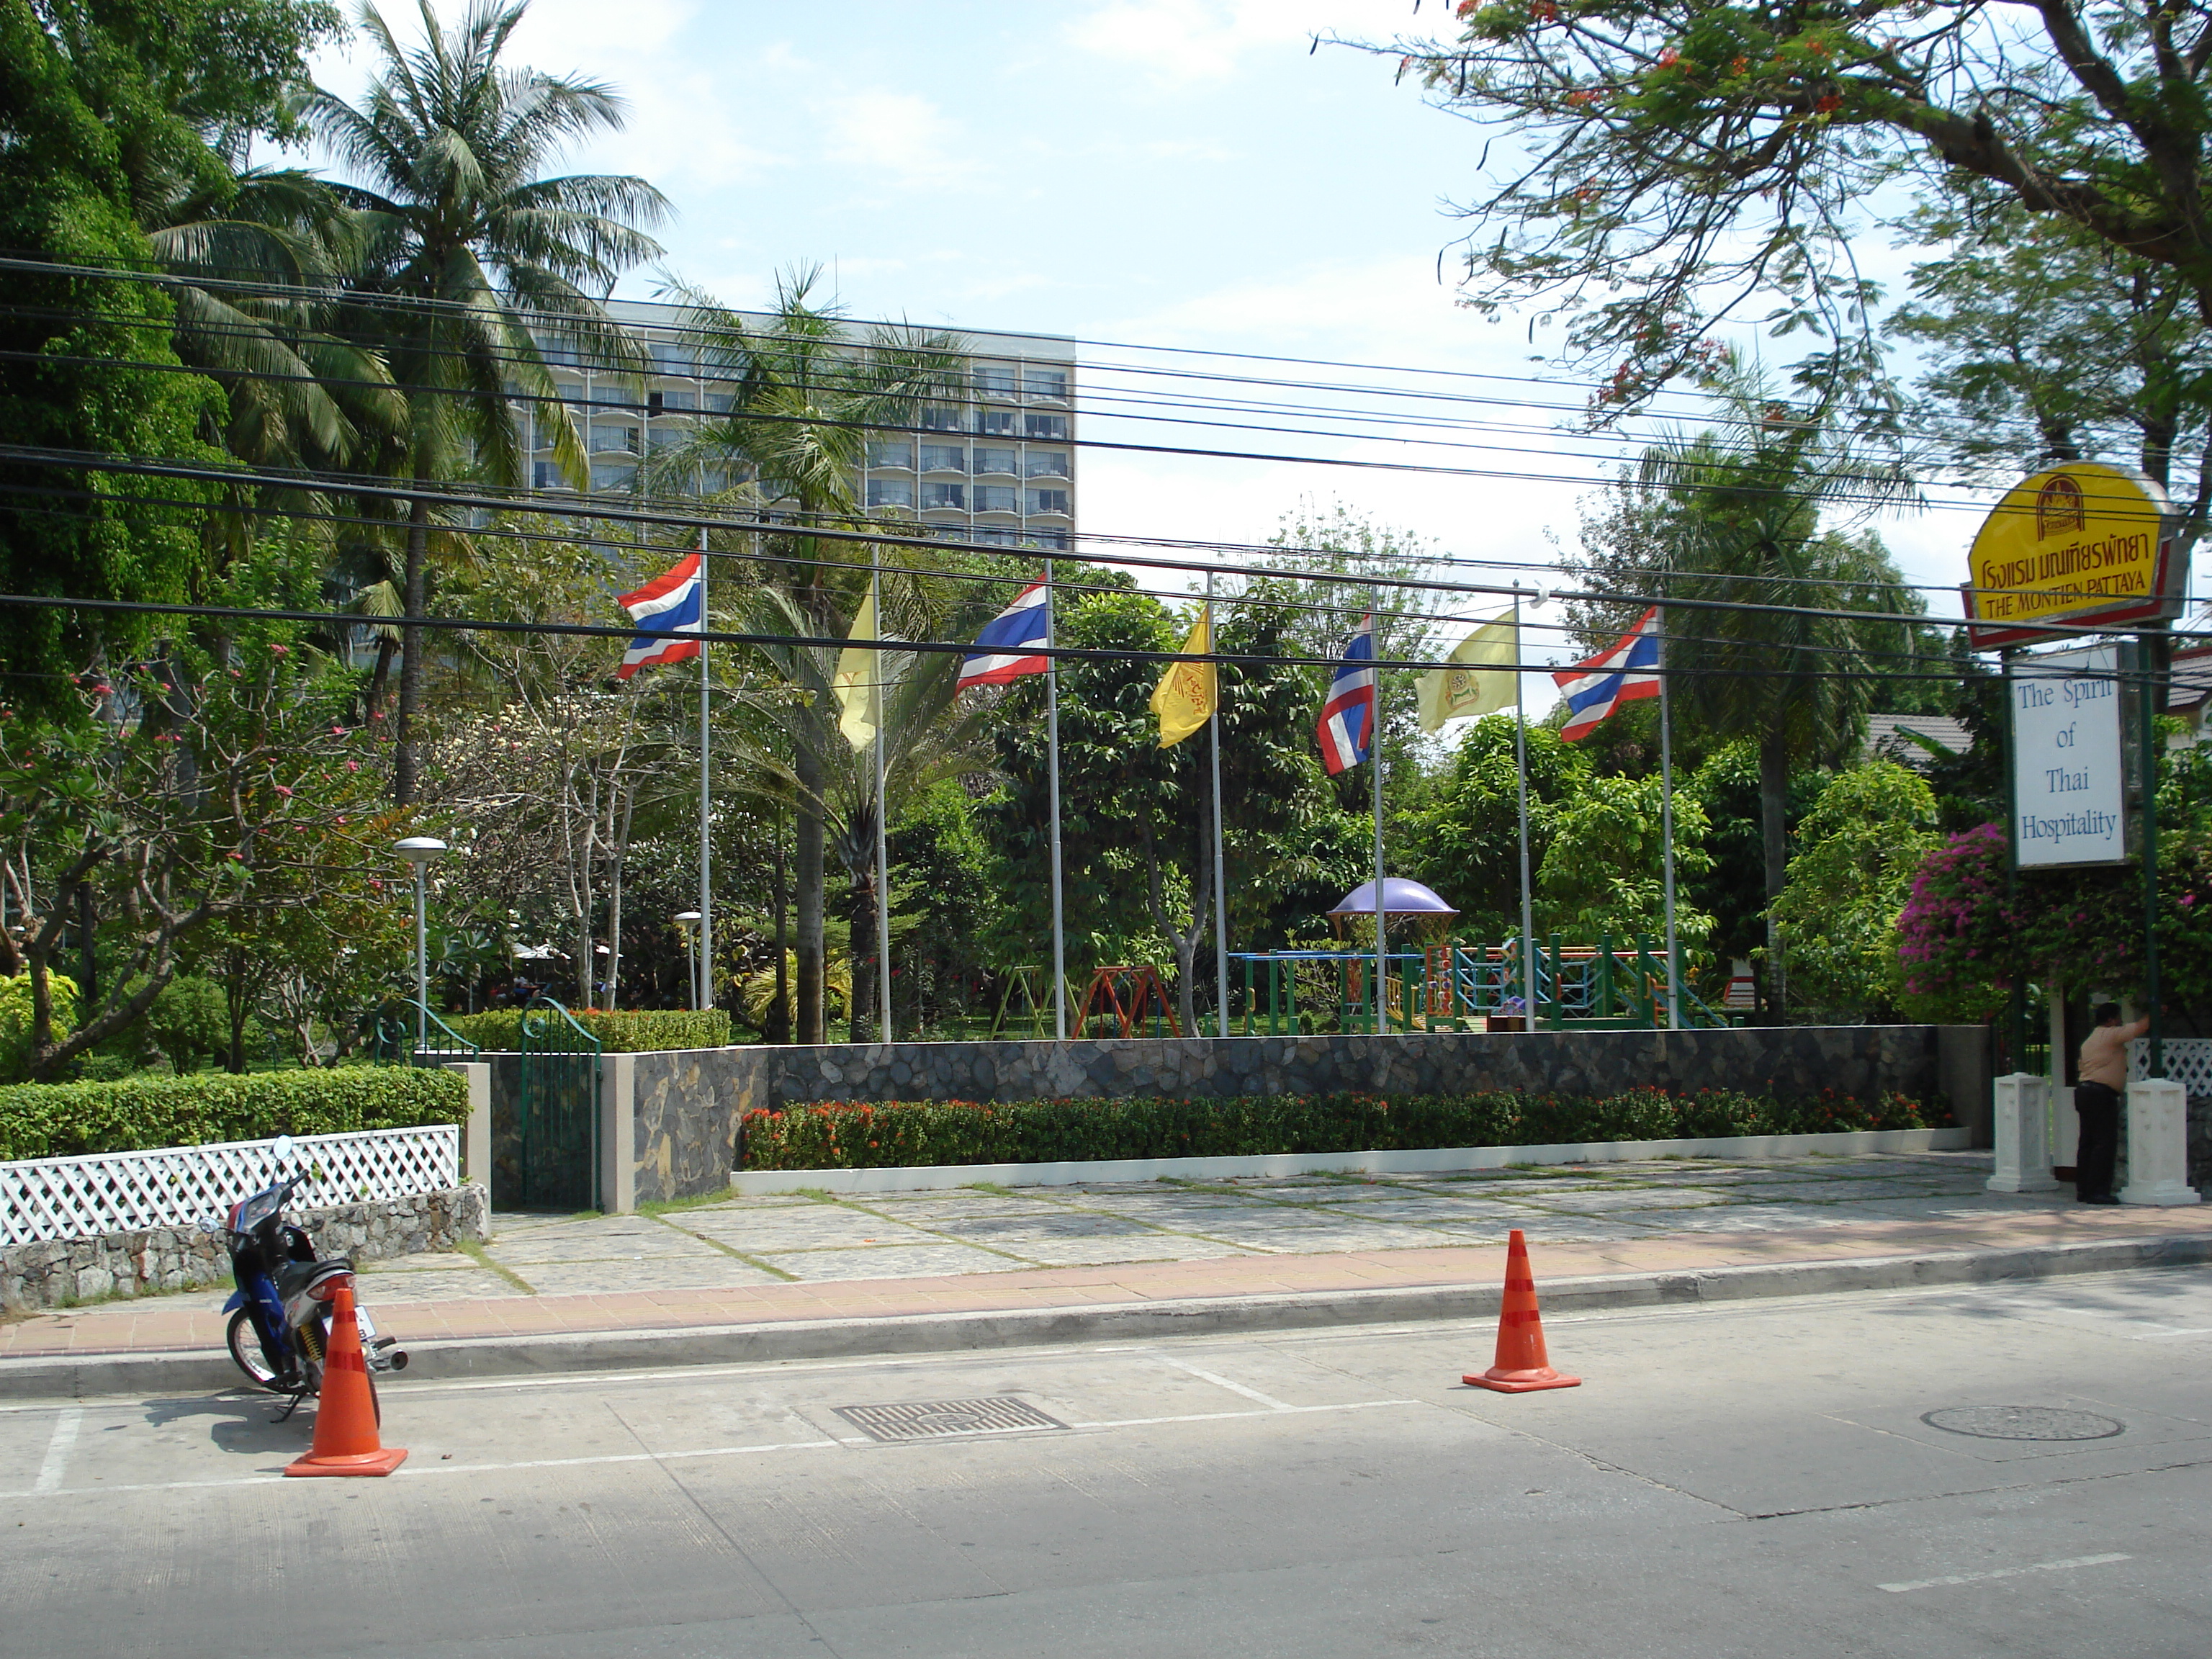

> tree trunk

[
  {"left": 1758, "top": 732, "right": 1790, "bottom": 1020},
  {"left": 223, "top": 944, "right": 251, "bottom": 1074},
  {"left": 393, "top": 493, "right": 430, "bottom": 804},
  {"left": 794, "top": 740, "right": 825, "bottom": 1043},
  {"left": 764, "top": 807, "right": 790, "bottom": 1043}
]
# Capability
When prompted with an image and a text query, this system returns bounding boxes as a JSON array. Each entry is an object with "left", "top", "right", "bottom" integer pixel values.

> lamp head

[
  {"left": 395, "top": 835, "right": 449, "bottom": 868},
  {"left": 674, "top": 910, "right": 702, "bottom": 935}
]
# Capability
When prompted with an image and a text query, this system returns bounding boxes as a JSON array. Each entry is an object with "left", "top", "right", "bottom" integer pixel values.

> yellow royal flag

[
  {"left": 1416, "top": 613, "right": 1518, "bottom": 733},
  {"left": 834, "top": 589, "right": 884, "bottom": 750},
  {"left": 1150, "top": 608, "right": 1216, "bottom": 748}
]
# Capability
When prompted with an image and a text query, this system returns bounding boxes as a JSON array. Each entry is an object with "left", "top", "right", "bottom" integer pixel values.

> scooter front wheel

[{"left": 225, "top": 1307, "right": 282, "bottom": 1391}]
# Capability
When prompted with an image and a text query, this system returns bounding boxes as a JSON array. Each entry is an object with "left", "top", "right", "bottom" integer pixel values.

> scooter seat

[{"left": 276, "top": 1256, "right": 356, "bottom": 1300}]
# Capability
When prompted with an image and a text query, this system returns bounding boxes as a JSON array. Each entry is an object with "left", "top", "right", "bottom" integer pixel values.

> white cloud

[
  {"left": 1064, "top": 0, "right": 1389, "bottom": 86},
  {"left": 817, "top": 90, "right": 979, "bottom": 188}
]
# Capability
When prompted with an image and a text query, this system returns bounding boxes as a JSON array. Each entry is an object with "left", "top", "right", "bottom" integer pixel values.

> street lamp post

[
  {"left": 674, "top": 912, "right": 702, "bottom": 1010},
  {"left": 395, "top": 837, "right": 448, "bottom": 1052}
]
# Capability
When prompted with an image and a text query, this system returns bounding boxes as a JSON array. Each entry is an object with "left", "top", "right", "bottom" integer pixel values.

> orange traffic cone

[
  {"left": 285, "top": 1280, "right": 408, "bottom": 1477},
  {"left": 1463, "top": 1228, "right": 1581, "bottom": 1393}
]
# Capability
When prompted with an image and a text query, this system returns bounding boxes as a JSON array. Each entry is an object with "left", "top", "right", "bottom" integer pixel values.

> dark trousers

[{"left": 2075, "top": 1082, "right": 2122, "bottom": 1200}]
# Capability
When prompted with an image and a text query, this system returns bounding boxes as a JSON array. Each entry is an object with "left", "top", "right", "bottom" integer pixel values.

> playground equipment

[
  {"left": 1235, "top": 932, "right": 1731, "bottom": 1035},
  {"left": 1075, "top": 964, "right": 1182, "bottom": 1039}
]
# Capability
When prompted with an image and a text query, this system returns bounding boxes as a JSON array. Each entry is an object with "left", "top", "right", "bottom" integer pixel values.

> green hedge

[
  {"left": 441, "top": 1007, "right": 732, "bottom": 1053},
  {"left": 0, "top": 1067, "right": 468, "bottom": 1161},
  {"left": 739, "top": 1087, "right": 1939, "bottom": 1171}
]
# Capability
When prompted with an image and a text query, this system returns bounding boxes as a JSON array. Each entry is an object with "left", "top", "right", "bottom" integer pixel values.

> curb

[{"left": 4, "top": 1231, "right": 2208, "bottom": 1401}]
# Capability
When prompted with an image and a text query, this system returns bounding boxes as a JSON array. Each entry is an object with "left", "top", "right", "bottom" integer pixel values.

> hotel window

[
  {"left": 973, "top": 363, "right": 1018, "bottom": 398},
  {"left": 922, "top": 482, "right": 966, "bottom": 510},
  {"left": 705, "top": 392, "right": 734, "bottom": 413},
  {"left": 1022, "top": 367, "right": 1069, "bottom": 401},
  {"left": 1021, "top": 528, "right": 1069, "bottom": 550},
  {"left": 975, "top": 409, "right": 1017, "bottom": 436},
  {"left": 658, "top": 386, "right": 696, "bottom": 410},
  {"left": 920, "top": 444, "right": 967, "bottom": 472},
  {"left": 590, "top": 423, "right": 640, "bottom": 454},
  {"left": 1025, "top": 452, "right": 1069, "bottom": 478},
  {"left": 532, "top": 461, "right": 565, "bottom": 490},
  {"left": 593, "top": 463, "right": 636, "bottom": 491},
  {"left": 972, "top": 446, "right": 1017, "bottom": 475},
  {"left": 650, "top": 341, "right": 696, "bottom": 374},
  {"left": 1027, "top": 488, "right": 1069, "bottom": 514},
  {"left": 867, "top": 478, "right": 914, "bottom": 508},
  {"left": 972, "top": 485, "right": 1017, "bottom": 513},
  {"left": 1025, "top": 413, "right": 1068, "bottom": 441},
  {"left": 921, "top": 403, "right": 966, "bottom": 431},
  {"left": 973, "top": 526, "right": 1020, "bottom": 546},
  {"left": 867, "top": 439, "right": 914, "bottom": 469}
]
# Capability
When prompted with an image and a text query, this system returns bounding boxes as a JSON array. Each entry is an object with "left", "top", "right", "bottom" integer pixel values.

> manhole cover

[
  {"left": 835, "top": 1397, "right": 1068, "bottom": 1443},
  {"left": 1922, "top": 1407, "right": 2124, "bottom": 1442}
]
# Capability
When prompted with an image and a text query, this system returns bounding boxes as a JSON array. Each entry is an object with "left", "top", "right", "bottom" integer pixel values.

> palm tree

[
  {"left": 307, "top": 0, "right": 670, "bottom": 802},
  {"left": 1637, "top": 364, "right": 1920, "bottom": 1012},
  {"left": 669, "top": 269, "right": 963, "bottom": 1042}
]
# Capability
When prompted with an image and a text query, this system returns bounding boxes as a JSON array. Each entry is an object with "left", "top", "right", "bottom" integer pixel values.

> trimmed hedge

[
  {"left": 739, "top": 1087, "right": 1940, "bottom": 1171},
  {"left": 441, "top": 1007, "right": 732, "bottom": 1053},
  {"left": 0, "top": 1067, "right": 468, "bottom": 1161}
]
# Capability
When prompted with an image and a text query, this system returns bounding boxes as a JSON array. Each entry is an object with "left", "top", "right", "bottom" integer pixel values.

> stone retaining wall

[
  {"left": 611, "top": 1025, "right": 1991, "bottom": 1205},
  {"left": 0, "top": 1182, "right": 488, "bottom": 1316}
]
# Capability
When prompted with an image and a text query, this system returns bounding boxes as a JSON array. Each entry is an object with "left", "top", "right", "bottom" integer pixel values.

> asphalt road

[{"left": 4, "top": 1267, "right": 2210, "bottom": 1658}]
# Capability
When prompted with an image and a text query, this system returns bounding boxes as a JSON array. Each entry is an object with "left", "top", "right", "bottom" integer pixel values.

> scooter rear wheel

[{"left": 225, "top": 1308, "right": 282, "bottom": 1391}]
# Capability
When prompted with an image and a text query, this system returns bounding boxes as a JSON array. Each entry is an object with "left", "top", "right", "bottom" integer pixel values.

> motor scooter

[{"left": 199, "top": 1136, "right": 408, "bottom": 1418}]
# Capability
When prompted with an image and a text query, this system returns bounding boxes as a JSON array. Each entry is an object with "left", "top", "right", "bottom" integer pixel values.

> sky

[{"left": 305, "top": 0, "right": 1976, "bottom": 680}]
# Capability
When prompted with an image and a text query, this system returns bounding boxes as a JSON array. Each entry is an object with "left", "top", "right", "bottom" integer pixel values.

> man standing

[{"left": 2075, "top": 1002, "right": 2151, "bottom": 1204}]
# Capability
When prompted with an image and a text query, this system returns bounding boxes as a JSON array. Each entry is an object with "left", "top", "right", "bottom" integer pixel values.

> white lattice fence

[
  {"left": 2130, "top": 1038, "right": 2212, "bottom": 1097},
  {"left": 1, "top": 1125, "right": 459, "bottom": 1246}
]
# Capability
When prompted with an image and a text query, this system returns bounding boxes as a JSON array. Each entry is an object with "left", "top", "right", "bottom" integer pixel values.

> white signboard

[{"left": 2011, "top": 644, "right": 2128, "bottom": 866}]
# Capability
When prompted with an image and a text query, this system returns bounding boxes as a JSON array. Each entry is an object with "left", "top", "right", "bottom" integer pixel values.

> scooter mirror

[
  {"left": 271, "top": 1134, "right": 295, "bottom": 1164},
  {"left": 195, "top": 1215, "right": 220, "bottom": 1236}
]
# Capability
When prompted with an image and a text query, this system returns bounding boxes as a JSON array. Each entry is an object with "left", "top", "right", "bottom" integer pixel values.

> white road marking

[
  {"left": 1156, "top": 1357, "right": 1296, "bottom": 1411},
  {"left": 1878, "top": 1552, "right": 2131, "bottom": 1593},
  {"left": 32, "top": 1408, "right": 81, "bottom": 1493},
  {"left": 0, "top": 1398, "right": 1419, "bottom": 1500}
]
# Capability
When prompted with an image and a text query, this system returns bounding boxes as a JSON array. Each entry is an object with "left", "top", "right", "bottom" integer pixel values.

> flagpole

[
  {"left": 1206, "top": 575, "right": 1228, "bottom": 1037},
  {"left": 873, "top": 563, "right": 892, "bottom": 1041},
  {"left": 1370, "top": 592, "right": 1387, "bottom": 1036},
  {"left": 696, "top": 521, "right": 711, "bottom": 1016},
  {"left": 1513, "top": 590, "right": 1537, "bottom": 1029},
  {"left": 1657, "top": 607, "right": 1681, "bottom": 1030},
  {"left": 1046, "top": 559, "right": 1067, "bottom": 1040}
]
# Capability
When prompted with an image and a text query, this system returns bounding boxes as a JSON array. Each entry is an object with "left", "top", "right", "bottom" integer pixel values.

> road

[{"left": 4, "top": 1267, "right": 2209, "bottom": 1658}]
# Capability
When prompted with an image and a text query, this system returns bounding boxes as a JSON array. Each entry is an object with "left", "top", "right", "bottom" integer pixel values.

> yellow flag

[
  {"left": 1150, "top": 608, "right": 1215, "bottom": 747},
  {"left": 834, "top": 589, "right": 883, "bottom": 750},
  {"left": 1416, "top": 613, "right": 1517, "bottom": 733}
]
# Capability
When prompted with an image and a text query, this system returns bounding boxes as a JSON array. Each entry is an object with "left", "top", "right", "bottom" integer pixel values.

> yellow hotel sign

[{"left": 1962, "top": 462, "right": 2185, "bottom": 648}]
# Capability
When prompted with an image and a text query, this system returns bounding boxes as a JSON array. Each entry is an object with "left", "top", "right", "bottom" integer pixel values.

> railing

[
  {"left": 369, "top": 1000, "right": 481, "bottom": 1066},
  {"left": 2129, "top": 1038, "right": 2212, "bottom": 1095},
  {"left": 1234, "top": 934, "right": 1732, "bottom": 1035},
  {"left": 1, "top": 1125, "right": 460, "bottom": 1246}
]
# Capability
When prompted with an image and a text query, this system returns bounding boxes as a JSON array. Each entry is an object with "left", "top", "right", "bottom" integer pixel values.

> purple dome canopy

[{"left": 1327, "top": 878, "right": 1459, "bottom": 917}]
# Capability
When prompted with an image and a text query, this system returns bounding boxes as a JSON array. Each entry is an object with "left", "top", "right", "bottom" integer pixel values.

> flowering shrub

[
  {"left": 1894, "top": 824, "right": 2016, "bottom": 1022},
  {"left": 739, "top": 1087, "right": 1938, "bottom": 1170}
]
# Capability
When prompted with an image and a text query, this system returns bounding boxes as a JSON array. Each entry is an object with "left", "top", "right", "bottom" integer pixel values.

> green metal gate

[{"left": 518, "top": 997, "right": 603, "bottom": 1211}]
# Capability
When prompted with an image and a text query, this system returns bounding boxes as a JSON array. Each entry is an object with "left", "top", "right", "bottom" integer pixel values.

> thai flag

[
  {"left": 956, "top": 577, "right": 1051, "bottom": 689},
  {"left": 1316, "top": 615, "right": 1377, "bottom": 775},
  {"left": 1553, "top": 606, "right": 1662, "bottom": 741},
  {"left": 614, "top": 552, "right": 703, "bottom": 680}
]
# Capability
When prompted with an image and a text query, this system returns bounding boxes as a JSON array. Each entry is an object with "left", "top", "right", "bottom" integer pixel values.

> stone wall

[
  {"left": 619, "top": 1025, "right": 1990, "bottom": 1205},
  {"left": 0, "top": 1183, "right": 488, "bottom": 1316}
]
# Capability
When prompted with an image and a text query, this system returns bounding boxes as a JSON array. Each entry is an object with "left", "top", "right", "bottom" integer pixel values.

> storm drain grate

[
  {"left": 835, "top": 1397, "right": 1068, "bottom": 1443},
  {"left": 1922, "top": 1406, "right": 2124, "bottom": 1442}
]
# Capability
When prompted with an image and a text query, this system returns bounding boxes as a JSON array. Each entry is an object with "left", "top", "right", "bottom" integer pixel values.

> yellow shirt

[{"left": 2077, "top": 1017, "right": 2151, "bottom": 1090}]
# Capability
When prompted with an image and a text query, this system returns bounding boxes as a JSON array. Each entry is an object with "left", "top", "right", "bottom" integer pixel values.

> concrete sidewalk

[{"left": 6, "top": 1150, "right": 2211, "bottom": 1395}]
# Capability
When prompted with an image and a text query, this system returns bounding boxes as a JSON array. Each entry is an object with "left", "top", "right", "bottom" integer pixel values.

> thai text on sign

[{"left": 1962, "top": 462, "right": 2183, "bottom": 649}]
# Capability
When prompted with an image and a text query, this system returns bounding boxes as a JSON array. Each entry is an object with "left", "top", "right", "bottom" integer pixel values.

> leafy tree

[
  {"left": 1769, "top": 761, "right": 1941, "bottom": 1018},
  {"left": 0, "top": 0, "right": 239, "bottom": 706},
  {"left": 307, "top": 0, "right": 670, "bottom": 802},
  {"left": 1537, "top": 771, "right": 1714, "bottom": 968},
  {"left": 1341, "top": 1, "right": 2212, "bottom": 408},
  {"left": 1404, "top": 714, "right": 1588, "bottom": 942}
]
